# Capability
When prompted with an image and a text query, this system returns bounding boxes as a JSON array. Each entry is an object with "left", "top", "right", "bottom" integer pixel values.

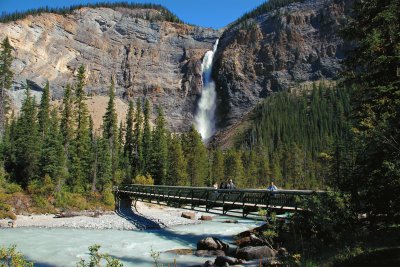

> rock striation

[
  {"left": 0, "top": 7, "right": 220, "bottom": 132},
  {"left": 213, "top": 0, "right": 351, "bottom": 127}
]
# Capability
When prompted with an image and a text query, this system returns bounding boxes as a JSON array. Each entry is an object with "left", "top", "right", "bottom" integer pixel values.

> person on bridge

[
  {"left": 227, "top": 179, "right": 236, "bottom": 189},
  {"left": 267, "top": 182, "right": 278, "bottom": 191},
  {"left": 219, "top": 182, "right": 227, "bottom": 189}
]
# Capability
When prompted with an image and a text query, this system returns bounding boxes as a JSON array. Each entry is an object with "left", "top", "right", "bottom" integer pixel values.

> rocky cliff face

[
  {"left": 213, "top": 0, "right": 350, "bottom": 127},
  {"left": 0, "top": 7, "right": 219, "bottom": 131}
]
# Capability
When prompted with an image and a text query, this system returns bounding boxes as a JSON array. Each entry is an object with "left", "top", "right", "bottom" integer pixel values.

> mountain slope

[
  {"left": 213, "top": 0, "right": 351, "bottom": 128},
  {"left": 0, "top": 6, "right": 219, "bottom": 131}
]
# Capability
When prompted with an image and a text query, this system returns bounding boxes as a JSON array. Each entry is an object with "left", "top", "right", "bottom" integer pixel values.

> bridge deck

[{"left": 113, "top": 184, "right": 324, "bottom": 217}]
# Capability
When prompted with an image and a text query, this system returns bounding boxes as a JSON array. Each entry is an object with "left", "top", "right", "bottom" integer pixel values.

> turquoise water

[{"left": 0, "top": 217, "right": 258, "bottom": 266}]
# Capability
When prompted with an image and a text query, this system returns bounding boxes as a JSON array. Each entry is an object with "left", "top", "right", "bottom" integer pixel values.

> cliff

[
  {"left": 0, "top": 6, "right": 220, "bottom": 131},
  {"left": 213, "top": 0, "right": 351, "bottom": 127}
]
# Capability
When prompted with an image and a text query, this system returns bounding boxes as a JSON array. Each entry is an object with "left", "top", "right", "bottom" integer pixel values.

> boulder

[
  {"left": 199, "top": 215, "right": 213, "bottom": 221},
  {"left": 235, "top": 234, "right": 266, "bottom": 248},
  {"left": 195, "top": 250, "right": 225, "bottom": 257},
  {"left": 181, "top": 212, "right": 196, "bottom": 220},
  {"left": 197, "top": 237, "right": 229, "bottom": 251},
  {"left": 203, "top": 260, "right": 214, "bottom": 267},
  {"left": 214, "top": 256, "right": 244, "bottom": 266},
  {"left": 165, "top": 248, "right": 194, "bottom": 255},
  {"left": 236, "top": 246, "right": 276, "bottom": 261},
  {"left": 222, "top": 220, "right": 238, "bottom": 224}
]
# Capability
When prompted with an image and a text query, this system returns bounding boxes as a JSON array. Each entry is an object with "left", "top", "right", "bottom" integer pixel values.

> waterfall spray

[{"left": 195, "top": 39, "right": 219, "bottom": 140}]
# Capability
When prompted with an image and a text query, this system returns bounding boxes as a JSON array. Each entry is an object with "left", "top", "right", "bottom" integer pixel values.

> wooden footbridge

[{"left": 113, "top": 184, "right": 324, "bottom": 217}]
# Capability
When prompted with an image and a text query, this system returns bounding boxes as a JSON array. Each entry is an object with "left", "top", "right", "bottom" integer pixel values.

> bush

[
  {"left": 102, "top": 183, "right": 115, "bottom": 207},
  {"left": 55, "top": 191, "right": 88, "bottom": 210},
  {"left": 5, "top": 183, "right": 23, "bottom": 194},
  {"left": 0, "top": 245, "right": 33, "bottom": 267},
  {"left": 292, "top": 191, "right": 358, "bottom": 248},
  {"left": 77, "top": 244, "right": 123, "bottom": 267},
  {"left": 133, "top": 174, "right": 154, "bottom": 185}
]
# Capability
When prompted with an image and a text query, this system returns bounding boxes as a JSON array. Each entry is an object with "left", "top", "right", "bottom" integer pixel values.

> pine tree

[
  {"left": 38, "top": 81, "right": 51, "bottom": 138},
  {"left": 14, "top": 87, "right": 40, "bottom": 187},
  {"left": 342, "top": 0, "right": 400, "bottom": 221},
  {"left": 102, "top": 78, "right": 119, "bottom": 180},
  {"left": 183, "top": 126, "right": 208, "bottom": 187},
  {"left": 142, "top": 99, "right": 152, "bottom": 175},
  {"left": 224, "top": 149, "right": 244, "bottom": 188},
  {"left": 133, "top": 99, "right": 143, "bottom": 176},
  {"left": 60, "top": 84, "right": 74, "bottom": 158},
  {"left": 0, "top": 37, "right": 13, "bottom": 134},
  {"left": 69, "top": 65, "right": 91, "bottom": 192},
  {"left": 151, "top": 106, "right": 169, "bottom": 185},
  {"left": 211, "top": 148, "right": 224, "bottom": 185},
  {"left": 166, "top": 134, "right": 187, "bottom": 186},
  {"left": 41, "top": 107, "right": 67, "bottom": 189},
  {"left": 124, "top": 101, "right": 134, "bottom": 179}
]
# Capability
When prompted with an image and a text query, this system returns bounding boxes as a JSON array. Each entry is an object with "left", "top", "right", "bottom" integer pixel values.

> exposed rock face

[
  {"left": 0, "top": 7, "right": 219, "bottom": 132},
  {"left": 213, "top": 0, "right": 351, "bottom": 127}
]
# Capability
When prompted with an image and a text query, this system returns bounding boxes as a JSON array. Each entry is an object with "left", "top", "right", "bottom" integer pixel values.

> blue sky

[{"left": 0, "top": 0, "right": 267, "bottom": 29}]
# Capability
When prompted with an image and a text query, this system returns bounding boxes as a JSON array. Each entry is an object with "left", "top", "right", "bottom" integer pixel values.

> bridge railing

[{"left": 113, "top": 184, "right": 325, "bottom": 216}]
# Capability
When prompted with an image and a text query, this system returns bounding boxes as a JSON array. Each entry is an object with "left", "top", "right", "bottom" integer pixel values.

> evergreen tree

[
  {"left": 60, "top": 84, "right": 74, "bottom": 158},
  {"left": 14, "top": 87, "right": 40, "bottom": 187},
  {"left": 102, "top": 78, "right": 119, "bottom": 180},
  {"left": 166, "top": 134, "right": 187, "bottom": 186},
  {"left": 133, "top": 99, "right": 143, "bottom": 176},
  {"left": 69, "top": 65, "right": 91, "bottom": 192},
  {"left": 142, "top": 99, "right": 152, "bottom": 174},
  {"left": 183, "top": 126, "right": 208, "bottom": 187},
  {"left": 343, "top": 0, "right": 400, "bottom": 221},
  {"left": 0, "top": 37, "right": 13, "bottom": 134},
  {"left": 41, "top": 107, "right": 67, "bottom": 189},
  {"left": 211, "top": 148, "right": 224, "bottom": 185},
  {"left": 224, "top": 149, "right": 244, "bottom": 188},
  {"left": 151, "top": 106, "right": 168, "bottom": 184},
  {"left": 38, "top": 81, "right": 51, "bottom": 138},
  {"left": 124, "top": 101, "right": 134, "bottom": 179}
]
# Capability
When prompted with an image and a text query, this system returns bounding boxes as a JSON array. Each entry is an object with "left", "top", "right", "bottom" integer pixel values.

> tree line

[{"left": 0, "top": 2, "right": 183, "bottom": 24}]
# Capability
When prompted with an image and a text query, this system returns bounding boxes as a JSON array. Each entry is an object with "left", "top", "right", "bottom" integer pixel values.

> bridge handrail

[{"left": 113, "top": 184, "right": 326, "bottom": 195}]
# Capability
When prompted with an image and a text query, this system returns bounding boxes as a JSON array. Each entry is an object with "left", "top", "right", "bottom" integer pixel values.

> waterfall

[{"left": 195, "top": 39, "right": 219, "bottom": 140}]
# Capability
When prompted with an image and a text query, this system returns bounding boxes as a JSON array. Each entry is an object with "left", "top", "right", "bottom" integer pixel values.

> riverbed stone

[
  {"left": 214, "top": 256, "right": 243, "bottom": 266},
  {"left": 181, "top": 211, "right": 196, "bottom": 220},
  {"left": 197, "top": 237, "right": 229, "bottom": 251},
  {"left": 199, "top": 215, "right": 213, "bottom": 221},
  {"left": 195, "top": 249, "right": 225, "bottom": 257},
  {"left": 236, "top": 246, "right": 276, "bottom": 260}
]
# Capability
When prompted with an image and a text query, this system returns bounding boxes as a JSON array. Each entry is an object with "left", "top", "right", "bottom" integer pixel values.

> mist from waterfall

[{"left": 195, "top": 39, "right": 219, "bottom": 140}]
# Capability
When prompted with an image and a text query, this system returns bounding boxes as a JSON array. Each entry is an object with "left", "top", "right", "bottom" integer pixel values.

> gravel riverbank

[{"left": 0, "top": 201, "right": 205, "bottom": 230}]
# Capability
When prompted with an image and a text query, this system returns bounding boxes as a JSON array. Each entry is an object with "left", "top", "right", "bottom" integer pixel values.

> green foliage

[
  {"left": 102, "top": 183, "right": 115, "bottom": 207},
  {"left": 292, "top": 191, "right": 358, "bottom": 248},
  {"left": 102, "top": 79, "right": 119, "bottom": 180},
  {"left": 342, "top": 0, "right": 400, "bottom": 223},
  {"left": 133, "top": 174, "right": 154, "bottom": 185},
  {"left": 151, "top": 106, "right": 169, "bottom": 185},
  {"left": 166, "top": 135, "right": 187, "bottom": 186},
  {"left": 0, "top": 245, "right": 33, "bottom": 267},
  {"left": 142, "top": 99, "right": 152, "bottom": 175},
  {"left": 183, "top": 126, "right": 208, "bottom": 187},
  {"left": 13, "top": 87, "right": 40, "bottom": 188},
  {"left": 0, "top": 37, "right": 13, "bottom": 133},
  {"left": 238, "top": 85, "right": 353, "bottom": 189},
  {"left": 123, "top": 101, "right": 134, "bottom": 180},
  {"left": 0, "top": 2, "right": 183, "bottom": 24},
  {"left": 77, "top": 244, "right": 123, "bottom": 267}
]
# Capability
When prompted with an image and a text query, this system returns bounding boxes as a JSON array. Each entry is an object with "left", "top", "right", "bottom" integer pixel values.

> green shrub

[
  {"left": 0, "top": 245, "right": 33, "bottom": 267},
  {"left": 77, "top": 244, "right": 123, "bottom": 267},
  {"left": 292, "top": 191, "right": 358, "bottom": 248},
  {"left": 55, "top": 191, "right": 88, "bottom": 210},
  {"left": 5, "top": 183, "right": 23, "bottom": 194},
  {"left": 133, "top": 174, "right": 154, "bottom": 185},
  {"left": 102, "top": 183, "right": 115, "bottom": 207}
]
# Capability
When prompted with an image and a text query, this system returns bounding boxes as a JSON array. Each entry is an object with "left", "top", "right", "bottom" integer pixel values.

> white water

[
  {"left": 0, "top": 217, "right": 258, "bottom": 267},
  {"left": 195, "top": 40, "right": 219, "bottom": 140}
]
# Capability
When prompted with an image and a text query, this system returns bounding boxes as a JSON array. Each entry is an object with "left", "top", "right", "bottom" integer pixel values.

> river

[{"left": 0, "top": 216, "right": 259, "bottom": 266}]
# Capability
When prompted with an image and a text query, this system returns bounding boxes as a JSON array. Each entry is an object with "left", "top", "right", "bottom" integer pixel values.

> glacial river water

[{"left": 0, "top": 217, "right": 258, "bottom": 266}]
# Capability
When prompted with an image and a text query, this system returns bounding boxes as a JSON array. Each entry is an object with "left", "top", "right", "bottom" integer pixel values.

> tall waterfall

[{"left": 195, "top": 39, "right": 219, "bottom": 140}]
